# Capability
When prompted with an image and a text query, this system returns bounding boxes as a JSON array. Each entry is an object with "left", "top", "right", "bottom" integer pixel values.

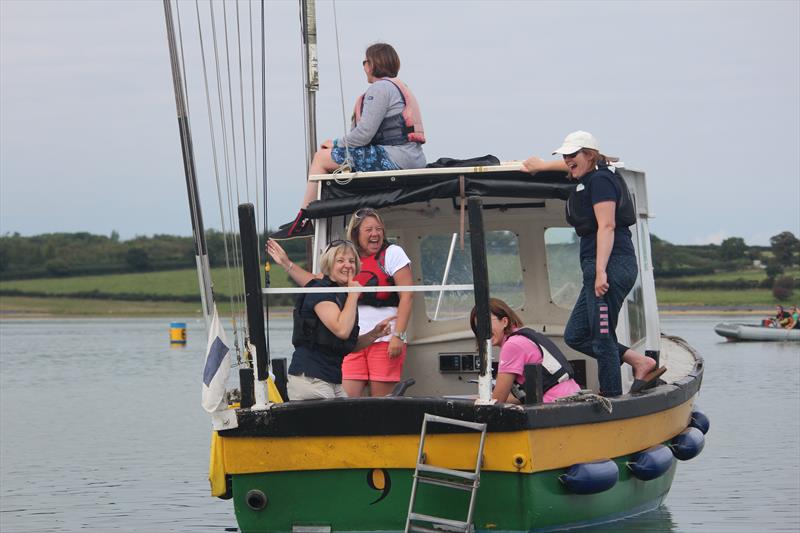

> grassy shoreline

[
  {"left": 0, "top": 294, "right": 775, "bottom": 319},
  {"left": 1, "top": 267, "right": 793, "bottom": 319}
]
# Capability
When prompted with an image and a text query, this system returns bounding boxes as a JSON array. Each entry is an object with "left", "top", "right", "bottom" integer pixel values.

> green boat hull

[{"left": 231, "top": 457, "right": 677, "bottom": 532}]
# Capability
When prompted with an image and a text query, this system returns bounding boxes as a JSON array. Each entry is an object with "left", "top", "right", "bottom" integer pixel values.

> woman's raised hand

[
  {"left": 346, "top": 271, "right": 362, "bottom": 288},
  {"left": 266, "top": 239, "right": 290, "bottom": 268}
]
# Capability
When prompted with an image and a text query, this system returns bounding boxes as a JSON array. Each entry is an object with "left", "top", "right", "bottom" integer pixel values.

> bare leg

[
  {"left": 369, "top": 381, "right": 397, "bottom": 397},
  {"left": 342, "top": 379, "right": 367, "bottom": 398},
  {"left": 302, "top": 148, "right": 339, "bottom": 208},
  {"left": 622, "top": 349, "right": 657, "bottom": 380}
]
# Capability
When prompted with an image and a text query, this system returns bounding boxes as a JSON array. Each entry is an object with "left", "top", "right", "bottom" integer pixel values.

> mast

[
  {"left": 300, "top": 0, "right": 319, "bottom": 160},
  {"left": 299, "top": 0, "right": 319, "bottom": 270},
  {"left": 163, "top": 0, "right": 214, "bottom": 328}
]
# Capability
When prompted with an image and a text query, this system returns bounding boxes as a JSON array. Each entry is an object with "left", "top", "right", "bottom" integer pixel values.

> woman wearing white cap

[{"left": 522, "top": 131, "right": 665, "bottom": 396}]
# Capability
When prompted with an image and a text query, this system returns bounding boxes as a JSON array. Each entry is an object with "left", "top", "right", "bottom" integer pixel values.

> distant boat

[{"left": 714, "top": 322, "right": 800, "bottom": 342}]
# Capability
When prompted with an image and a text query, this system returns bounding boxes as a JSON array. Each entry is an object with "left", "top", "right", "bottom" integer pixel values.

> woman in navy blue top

[
  {"left": 523, "top": 131, "right": 665, "bottom": 396},
  {"left": 280, "top": 240, "right": 393, "bottom": 400}
]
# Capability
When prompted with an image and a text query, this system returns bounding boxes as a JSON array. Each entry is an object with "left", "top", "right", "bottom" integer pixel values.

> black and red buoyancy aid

[{"left": 354, "top": 243, "right": 399, "bottom": 307}]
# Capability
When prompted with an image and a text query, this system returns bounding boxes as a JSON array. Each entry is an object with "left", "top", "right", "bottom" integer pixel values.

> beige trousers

[{"left": 287, "top": 373, "right": 347, "bottom": 400}]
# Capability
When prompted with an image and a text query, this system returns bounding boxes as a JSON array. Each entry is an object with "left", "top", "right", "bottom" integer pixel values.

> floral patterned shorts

[{"left": 331, "top": 145, "right": 400, "bottom": 172}]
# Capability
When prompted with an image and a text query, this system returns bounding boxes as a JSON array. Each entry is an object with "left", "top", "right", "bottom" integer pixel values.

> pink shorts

[{"left": 341, "top": 341, "right": 406, "bottom": 382}]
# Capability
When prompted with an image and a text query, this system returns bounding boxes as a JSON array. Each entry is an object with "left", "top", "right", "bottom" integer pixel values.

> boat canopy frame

[{"left": 304, "top": 163, "right": 574, "bottom": 219}]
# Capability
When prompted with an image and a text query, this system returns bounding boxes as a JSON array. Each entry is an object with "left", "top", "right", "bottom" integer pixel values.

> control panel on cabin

[{"left": 439, "top": 352, "right": 498, "bottom": 375}]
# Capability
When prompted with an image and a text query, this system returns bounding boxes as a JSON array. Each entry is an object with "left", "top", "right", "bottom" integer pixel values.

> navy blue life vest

[
  {"left": 291, "top": 276, "right": 359, "bottom": 359},
  {"left": 354, "top": 244, "right": 399, "bottom": 308},
  {"left": 507, "top": 328, "right": 575, "bottom": 392},
  {"left": 565, "top": 165, "right": 637, "bottom": 237}
]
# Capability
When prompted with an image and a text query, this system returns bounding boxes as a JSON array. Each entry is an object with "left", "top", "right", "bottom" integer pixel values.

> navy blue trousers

[{"left": 564, "top": 254, "right": 638, "bottom": 396}]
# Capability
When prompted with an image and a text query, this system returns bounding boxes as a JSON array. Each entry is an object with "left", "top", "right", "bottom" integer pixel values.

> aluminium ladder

[{"left": 404, "top": 414, "right": 488, "bottom": 533}]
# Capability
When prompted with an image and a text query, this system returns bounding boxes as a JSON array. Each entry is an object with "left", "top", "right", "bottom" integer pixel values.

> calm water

[{"left": 1, "top": 315, "right": 798, "bottom": 532}]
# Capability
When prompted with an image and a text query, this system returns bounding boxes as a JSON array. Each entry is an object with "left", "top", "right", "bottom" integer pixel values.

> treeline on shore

[
  {"left": 0, "top": 231, "right": 307, "bottom": 280},
  {"left": 0, "top": 230, "right": 797, "bottom": 302}
]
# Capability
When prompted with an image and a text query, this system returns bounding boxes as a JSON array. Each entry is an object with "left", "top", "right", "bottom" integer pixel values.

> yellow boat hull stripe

[{"left": 214, "top": 399, "right": 693, "bottom": 477}]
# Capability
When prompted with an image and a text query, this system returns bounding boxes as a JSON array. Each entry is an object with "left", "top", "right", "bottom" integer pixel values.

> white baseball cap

[{"left": 552, "top": 130, "right": 600, "bottom": 155}]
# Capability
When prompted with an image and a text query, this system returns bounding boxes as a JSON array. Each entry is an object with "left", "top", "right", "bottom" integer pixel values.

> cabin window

[
  {"left": 419, "top": 230, "right": 524, "bottom": 321},
  {"left": 544, "top": 228, "right": 582, "bottom": 309},
  {"left": 626, "top": 223, "right": 646, "bottom": 345}
]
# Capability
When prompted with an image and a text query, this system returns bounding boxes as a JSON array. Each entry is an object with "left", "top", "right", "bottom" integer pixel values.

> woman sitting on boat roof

[
  {"left": 268, "top": 207, "right": 413, "bottom": 397},
  {"left": 284, "top": 240, "right": 393, "bottom": 400},
  {"left": 470, "top": 298, "right": 581, "bottom": 404},
  {"left": 272, "top": 42, "right": 426, "bottom": 240},
  {"left": 522, "top": 131, "right": 665, "bottom": 396}
]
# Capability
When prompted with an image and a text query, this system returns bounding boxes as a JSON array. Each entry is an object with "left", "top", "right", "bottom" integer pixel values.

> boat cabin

[{"left": 299, "top": 161, "right": 661, "bottom": 396}]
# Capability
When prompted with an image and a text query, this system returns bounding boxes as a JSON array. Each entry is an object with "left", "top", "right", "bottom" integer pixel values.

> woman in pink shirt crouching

[{"left": 470, "top": 298, "right": 582, "bottom": 404}]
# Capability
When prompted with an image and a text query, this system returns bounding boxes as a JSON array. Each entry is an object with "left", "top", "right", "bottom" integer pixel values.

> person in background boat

[
  {"left": 268, "top": 208, "right": 413, "bottom": 397},
  {"left": 521, "top": 131, "right": 666, "bottom": 396},
  {"left": 285, "top": 239, "right": 393, "bottom": 400},
  {"left": 470, "top": 298, "right": 581, "bottom": 403},
  {"left": 271, "top": 43, "right": 426, "bottom": 240},
  {"left": 787, "top": 306, "right": 800, "bottom": 330},
  {"left": 773, "top": 305, "right": 792, "bottom": 328}
]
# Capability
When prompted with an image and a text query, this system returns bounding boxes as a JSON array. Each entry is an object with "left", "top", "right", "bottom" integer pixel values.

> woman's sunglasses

[
  {"left": 353, "top": 208, "right": 379, "bottom": 219},
  {"left": 324, "top": 239, "right": 354, "bottom": 253},
  {"left": 562, "top": 150, "right": 583, "bottom": 160}
]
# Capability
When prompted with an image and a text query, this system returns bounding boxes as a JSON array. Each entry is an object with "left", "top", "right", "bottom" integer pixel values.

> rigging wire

[
  {"left": 193, "top": 0, "right": 241, "bottom": 363},
  {"left": 331, "top": 0, "right": 352, "bottom": 173},
  {"left": 170, "top": 1, "right": 205, "bottom": 259},
  {"left": 248, "top": 0, "right": 261, "bottom": 240},
  {"left": 260, "top": 0, "right": 271, "bottom": 362},
  {"left": 234, "top": 1, "right": 251, "bottom": 203},
  {"left": 209, "top": 0, "right": 248, "bottom": 344}
]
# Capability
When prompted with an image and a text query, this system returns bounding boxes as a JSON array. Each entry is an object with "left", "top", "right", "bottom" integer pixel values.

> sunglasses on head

[
  {"left": 324, "top": 239, "right": 354, "bottom": 253},
  {"left": 354, "top": 208, "right": 379, "bottom": 219}
]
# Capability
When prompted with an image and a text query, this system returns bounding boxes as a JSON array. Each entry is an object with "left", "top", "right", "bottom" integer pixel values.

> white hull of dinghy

[{"left": 714, "top": 322, "right": 800, "bottom": 342}]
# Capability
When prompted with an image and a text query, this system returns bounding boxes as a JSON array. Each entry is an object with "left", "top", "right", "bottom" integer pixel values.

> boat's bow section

[{"left": 213, "top": 336, "right": 704, "bottom": 532}]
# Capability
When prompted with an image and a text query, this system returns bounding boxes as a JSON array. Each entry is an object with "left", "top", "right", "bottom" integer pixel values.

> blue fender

[
  {"left": 559, "top": 459, "right": 619, "bottom": 494},
  {"left": 670, "top": 427, "right": 706, "bottom": 461},
  {"left": 627, "top": 445, "right": 674, "bottom": 481},
  {"left": 690, "top": 407, "right": 710, "bottom": 434}
]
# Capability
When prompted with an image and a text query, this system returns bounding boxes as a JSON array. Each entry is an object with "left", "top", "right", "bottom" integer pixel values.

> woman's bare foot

[{"left": 623, "top": 350, "right": 657, "bottom": 380}]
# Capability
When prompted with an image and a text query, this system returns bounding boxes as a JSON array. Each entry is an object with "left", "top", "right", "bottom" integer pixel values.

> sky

[{"left": 1, "top": 0, "right": 798, "bottom": 246}]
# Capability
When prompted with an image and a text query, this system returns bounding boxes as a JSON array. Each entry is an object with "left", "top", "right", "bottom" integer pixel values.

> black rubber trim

[{"left": 221, "top": 350, "right": 703, "bottom": 438}]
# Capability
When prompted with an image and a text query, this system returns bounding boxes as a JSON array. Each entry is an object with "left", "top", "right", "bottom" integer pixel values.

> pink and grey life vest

[{"left": 353, "top": 77, "right": 426, "bottom": 146}]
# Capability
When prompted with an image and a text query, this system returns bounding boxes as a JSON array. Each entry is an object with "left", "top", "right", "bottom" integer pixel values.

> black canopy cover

[{"left": 304, "top": 169, "right": 574, "bottom": 219}]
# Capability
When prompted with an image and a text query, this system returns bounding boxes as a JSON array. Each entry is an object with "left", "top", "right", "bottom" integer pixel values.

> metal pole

[
  {"left": 467, "top": 197, "right": 493, "bottom": 403},
  {"left": 162, "top": 0, "right": 214, "bottom": 328},
  {"left": 433, "top": 233, "right": 459, "bottom": 320},
  {"left": 238, "top": 203, "right": 269, "bottom": 383}
]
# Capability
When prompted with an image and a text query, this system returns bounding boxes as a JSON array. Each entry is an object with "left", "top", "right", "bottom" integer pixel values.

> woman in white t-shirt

[{"left": 266, "top": 207, "right": 412, "bottom": 397}]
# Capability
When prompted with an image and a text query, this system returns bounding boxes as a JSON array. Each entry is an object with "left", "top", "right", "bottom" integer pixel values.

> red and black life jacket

[
  {"left": 353, "top": 77, "right": 426, "bottom": 146},
  {"left": 354, "top": 243, "right": 399, "bottom": 308}
]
